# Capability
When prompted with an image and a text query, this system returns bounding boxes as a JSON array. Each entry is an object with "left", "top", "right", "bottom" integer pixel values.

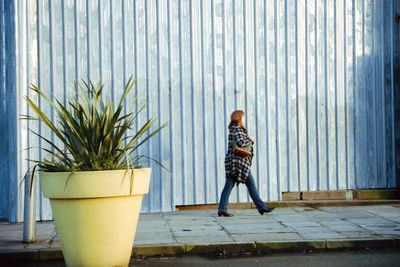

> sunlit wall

[{"left": 1, "top": 0, "right": 399, "bottom": 222}]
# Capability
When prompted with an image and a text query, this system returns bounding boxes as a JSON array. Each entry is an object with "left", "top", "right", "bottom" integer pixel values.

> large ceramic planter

[{"left": 41, "top": 168, "right": 151, "bottom": 267}]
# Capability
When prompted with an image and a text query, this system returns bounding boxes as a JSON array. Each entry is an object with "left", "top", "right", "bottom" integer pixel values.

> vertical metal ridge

[
  {"left": 199, "top": 0, "right": 207, "bottom": 203},
  {"left": 167, "top": 0, "right": 174, "bottom": 208},
  {"left": 243, "top": 0, "right": 247, "bottom": 113},
  {"left": 24, "top": 2, "right": 35, "bottom": 218},
  {"left": 0, "top": 0, "right": 3, "bottom": 85},
  {"left": 284, "top": 0, "right": 290, "bottom": 192},
  {"left": 189, "top": 0, "right": 197, "bottom": 204},
  {"left": 211, "top": 0, "right": 218, "bottom": 202},
  {"left": 344, "top": 0, "right": 349, "bottom": 189},
  {"left": 13, "top": 0, "right": 22, "bottom": 221},
  {"left": 156, "top": 0, "right": 162, "bottom": 210},
  {"left": 86, "top": 0, "right": 90, "bottom": 79},
  {"left": 32, "top": 0, "right": 41, "bottom": 219},
  {"left": 16, "top": 0, "right": 26, "bottom": 222},
  {"left": 349, "top": 0, "right": 356, "bottom": 189},
  {"left": 243, "top": 0, "right": 249, "bottom": 202},
  {"left": 263, "top": 0, "right": 271, "bottom": 201},
  {"left": 61, "top": 1, "right": 66, "bottom": 105},
  {"left": 352, "top": 0, "right": 357, "bottom": 188},
  {"left": 222, "top": 0, "right": 229, "bottom": 201},
  {"left": 1, "top": 0, "right": 6, "bottom": 219},
  {"left": 233, "top": 0, "right": 237, "bottom": 108},
  {"left": 73, "top": 0, "right": 78, "bottom": 86},
  {"left": 167, "top": 0, "right": 175, "bottom": 210},
  {"left": 315, "top": 0, "right": 320, "bottom": 190},
  {"left": 48, "top": 1, "right": 53, "bottom": 105},
  {"left": 0, "top": 0, "right": 5, "bottom": 219},
  {"left": 334, "top": 0, "right": 339, "bottom": 190},
  {"left": 305, "top": 0, "right": 310, "bottom": 191},
  {"left": 178, "top": 0, "right": 186, "bottom": 204},
  {"left": 121, "top": 1, "right": 128, "bottom": 134},
  {"left": 381, "top": 0, "right": 387, "bottom": 187},
  {"left": 37, "top": 0, "right": 43, "bottom": 219},
  {"left": 362, "top": 0, "right": 367, "bottom": 188},
  {"left": 324, "top": 0, "right": 329, "bottom": 190},
  {"left": 231, "top": 0, "right": 241, "bottom": 202},
  {"left": 374, "top": 0, "right": 382, "bottom": 187},
  {"left": 295, "top": 0, "right": 300, "bottom": 191},
  {"left": 48, "top": 0, "right": 55, "bottom": 174},
  {"left": 371, "top": 0, "right": 378, "bottom": 187},
  {"left": 121, "top": 0, "right": 126, "bottom": 85},
  {"left": 379, "top": 0, "right": 386, "bottom": 187},
  {"left": 253, "top": 0, "right": 259, "bottom": 190},
  {"left": 221, "top": 0, "right": 226, "bottom": 157},
  {"left": 390, "top": 0, "right": 396, "bottom": 184},
  {"left": 98, "top": 0, "right": 102, "bottom": 77},
  {"left": 25, "top": 0, "right": 31, "bottom": 175},
  {"left": 144, "top": 0, "right": 151, "bottom": 210},
  {"left": 274, "top": 0, "right": 280, "bottom": 199},
  {"left": 133, "top": 0, "right": 138, "bottom": 133},
  {"left": 109, "top": 0, "right": 114, "bottom": 101}
]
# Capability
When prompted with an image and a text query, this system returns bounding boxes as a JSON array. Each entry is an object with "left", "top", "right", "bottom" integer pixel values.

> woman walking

[{"left": 218, "top": 110, "right": 274, "bottom": 217}]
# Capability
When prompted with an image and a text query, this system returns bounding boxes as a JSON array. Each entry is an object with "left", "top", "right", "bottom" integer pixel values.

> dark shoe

[
  {"left": 258, "top": 207, "right": 275, "bottom": 215},
  {"left": 218, "top": 210, "right": 234, "bottom": 217}
]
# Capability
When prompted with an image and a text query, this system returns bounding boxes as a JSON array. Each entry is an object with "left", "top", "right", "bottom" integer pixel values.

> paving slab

[
  {"left": 299, "top": 232, "right": 346, "bottom": 240},
  {"left": 220, "top": 220, "right": 283, "bottom": 226},
  {"left": 272, "top": 215, "right": 308, "bottom": 221},
  {"left": 173, "top": 230, "right": 227, "bottom": 238},
  {"left": 292, "top": 226, "right": 332, "bottom": 233},
  {"left": 225, "top": 227, "right": 295, "bottom": 234},
  {"left": 324, "top": 224, "right": 366, "bottom": 232},
  {"left": 338, "top": 231, "right": 381, "bottom": 238},
  {"left": 301, "top": 214, "right": 338, "bottom": 221},
  {"left": 222, "top": 224, "right": 287, "bottom": 231},
  {"left": 281, "top": 221, "right": 323, "bottom": 227}
]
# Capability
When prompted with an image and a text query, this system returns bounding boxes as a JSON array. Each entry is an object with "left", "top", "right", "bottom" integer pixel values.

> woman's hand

[{"left": 249, "top": 136, "right": 255, "bottom": 144}]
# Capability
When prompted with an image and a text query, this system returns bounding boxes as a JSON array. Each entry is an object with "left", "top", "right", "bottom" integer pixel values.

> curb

[
  {"left": 185, "top": 242, "right": 256, "bottom": 257},
  {"left": 255, "top": 240, "right": 326, "bottom": 252},
  {"left": 176, "top": 200, "right": 400, "bottom": 211},
  {"left": 132, "top": 244, "right": 185, "bottom": 257},
  {"left": 1, "top": 238, "right": 399, "bottom": 262}
]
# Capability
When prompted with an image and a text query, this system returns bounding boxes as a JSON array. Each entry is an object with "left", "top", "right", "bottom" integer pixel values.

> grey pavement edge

[
  {"left": 1, "top": 238, "right": 400, "bottom": 262},
  {"left": 1, "top": 205, "right": 400, "bottom": 262}
]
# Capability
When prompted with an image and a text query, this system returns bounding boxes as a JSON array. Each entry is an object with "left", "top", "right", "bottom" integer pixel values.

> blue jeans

[{"left": 218, "top": 171, "right": 267, "bottom": 211}]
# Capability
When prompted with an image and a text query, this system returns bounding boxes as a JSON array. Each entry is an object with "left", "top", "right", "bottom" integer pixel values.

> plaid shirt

[{"left": 224, "top": 125, "right": 254, "bottom": 184}]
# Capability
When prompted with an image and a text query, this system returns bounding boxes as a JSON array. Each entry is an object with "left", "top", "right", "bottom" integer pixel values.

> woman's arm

[{"left": 233, "top": 127, "right": 252, "bottom": 147}]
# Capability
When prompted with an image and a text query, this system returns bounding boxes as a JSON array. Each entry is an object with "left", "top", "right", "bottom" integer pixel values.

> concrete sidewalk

[{"left": 1, "top": 205, "right": 400, "bottom": 262}]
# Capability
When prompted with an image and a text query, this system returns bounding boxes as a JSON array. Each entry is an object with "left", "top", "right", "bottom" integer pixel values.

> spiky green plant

[{"left": 23, "top": 77, "right": 167, "bottom": 182}]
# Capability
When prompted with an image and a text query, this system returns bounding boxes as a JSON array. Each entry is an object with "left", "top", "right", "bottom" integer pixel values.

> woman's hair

[{"left": 228, "top": 110, "right": 245, "bottom": 128}]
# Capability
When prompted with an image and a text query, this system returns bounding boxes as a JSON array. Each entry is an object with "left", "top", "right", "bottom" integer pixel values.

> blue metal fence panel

[
  {"left": 1, "top": 0, "right": 398, "bottom": 222},
  {"left": 0, "top": 0, "right": 20, "bottom": 222}
]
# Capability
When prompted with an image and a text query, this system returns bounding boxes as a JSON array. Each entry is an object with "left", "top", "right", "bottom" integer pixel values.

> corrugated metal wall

[
  {"left": 392, "top": 2, "right": 400, "bottom": 192},
  {"left": 0, "top": 0, "right": 20, "bottom": 222},
  {"left": 1, "top": 0, "right": 398, "bottom": 222}
]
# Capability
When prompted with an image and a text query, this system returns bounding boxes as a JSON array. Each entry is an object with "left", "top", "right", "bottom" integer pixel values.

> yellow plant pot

[{"left": 41, "top": 168, "right": 151, "bottom": 267}]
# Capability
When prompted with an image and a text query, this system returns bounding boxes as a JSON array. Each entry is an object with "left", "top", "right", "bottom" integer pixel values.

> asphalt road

[
  {"left": 6, "top": 249, "right": 400, "bottom": 267},
  {"left": 132, "top": 249, "right": 400, "bottom": 267}
]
